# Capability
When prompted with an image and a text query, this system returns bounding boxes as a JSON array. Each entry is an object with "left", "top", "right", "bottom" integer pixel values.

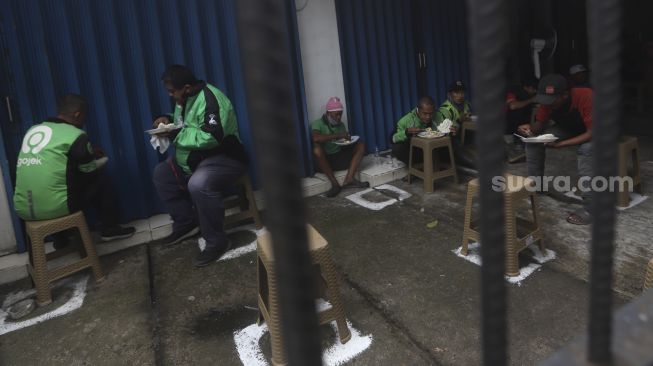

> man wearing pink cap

[{"left": 311, "top": 97, "right": 369, "bottom": 197}]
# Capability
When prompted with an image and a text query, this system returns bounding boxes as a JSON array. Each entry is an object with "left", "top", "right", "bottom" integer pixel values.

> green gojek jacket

[
  {"left": 13, "top": 119, "right": 101, "bottom": 220},
  {"left": 392, "top": 108, "right": 435, "bottom": 143},
  {"left": 434, "top": 99, "right": 472, "bottom": 130},
  {"left": 169, "top": 83, "right": 247, "bottom": 174}
]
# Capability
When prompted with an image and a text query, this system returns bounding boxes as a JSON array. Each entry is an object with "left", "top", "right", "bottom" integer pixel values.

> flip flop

[
  {"left": 342, "top": 179, "right": 370, "bottom": 189},
  {"left": 566, "top": 211, "right": 591, "bottom": 226}
]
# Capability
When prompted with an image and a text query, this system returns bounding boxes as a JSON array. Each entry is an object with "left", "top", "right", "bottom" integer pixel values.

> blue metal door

[
  {"left": 336, "top": 0, "right": 473, "bottom": 152},
  {"left": 417, "top": 0, "right": 472, "bottom": 106},
  {"left": 335, "top": 0, "right": 418, "bottom": 152}
]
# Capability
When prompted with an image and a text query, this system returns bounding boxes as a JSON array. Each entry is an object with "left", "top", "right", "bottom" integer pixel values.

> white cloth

[
  {"left": 95, "top": 156, "right": 109, "bottom": 169},
  {"left": 150, "top": 136, "right": 171, "bottom": 153},
  {"left": 438, "top": 119, "right": 453, "bottom": 134}
]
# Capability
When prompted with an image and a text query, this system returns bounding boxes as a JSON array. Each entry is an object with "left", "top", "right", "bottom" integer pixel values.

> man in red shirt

[{"left": 518, "top": 74, "right": 593, "bottom": 225}]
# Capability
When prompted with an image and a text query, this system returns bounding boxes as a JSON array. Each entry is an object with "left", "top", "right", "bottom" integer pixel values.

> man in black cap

[
  {"left": 434, "top": 80, "right": 471, "bottom": 133},
  {"left": 434, "top": 80, "right": 475, "bottom": 167},
  {"left": 517, "top": 73, "right": 594, "bottom": 225}
]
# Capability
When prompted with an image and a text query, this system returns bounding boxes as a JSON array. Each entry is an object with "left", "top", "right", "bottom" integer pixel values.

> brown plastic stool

[
  {"left": 644, "top": 257, "right": 653, "bottom": 291},
  {"left": 408, "top": 136, "right": 458, "bottom": 193},
  {"left": 257, "top": 224, "right": 350, "bottom": 366},
  {"left": 617, "top": 136, "right": 643, "bottom": 208},
  {"left": 25, "top": 211, "right": 104, "bottom": 305},
  {"left": 224, "top": 174, "right": 262, "bottom": 229},
  {"left": 460, "top": 120, "right": 477, "bottom": 145},
  {"left": 462, "top": 174, "right": 545, "bottom": 276}
]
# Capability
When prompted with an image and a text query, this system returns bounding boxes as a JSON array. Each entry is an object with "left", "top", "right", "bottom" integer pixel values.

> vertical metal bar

[
  {"left": 467, "top": 0, "right": 510, "bottom": 365},
  {"left": 234, "top": 1, "right": 322, "bottom": 365},
  {"left": 587, "top": 0, "right": 621, "bottom": 363}
]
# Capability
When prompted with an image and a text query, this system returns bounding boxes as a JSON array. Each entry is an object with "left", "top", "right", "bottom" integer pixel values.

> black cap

[
  {"left": 448, "top": 80, "right": 465, "bottom": 92},
  {"left": 535, "top": 74, "right": 568, "bottom": 105}
]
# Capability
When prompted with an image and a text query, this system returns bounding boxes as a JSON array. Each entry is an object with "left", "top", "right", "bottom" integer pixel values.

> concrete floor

[{"left": 0, "top": 124, "right": 650, "bottom": 365}]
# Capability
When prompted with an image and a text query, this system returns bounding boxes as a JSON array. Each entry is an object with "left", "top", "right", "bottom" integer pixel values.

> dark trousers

[
  {"left": 153, "top": 155, "right": 246, "bottom": 251},
  {"left": 69, "top": 172, "right": 120, "bottom": 230},
  {"left": 392, "top": 137, "right": 475, "bottom": 168},
  {"left": 391, "top": 141, "right": 421, "bottom": 165},
  {"left": 526, "top": 126, "right": 593, "bottom": 214},
  {"left": 53, "top": 172, "right": 121, "bottom": 244}
]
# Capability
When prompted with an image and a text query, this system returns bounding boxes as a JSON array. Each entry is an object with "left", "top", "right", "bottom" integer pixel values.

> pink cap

[{"left": 326, "top": 97, "right": 344, "bottom": 112}]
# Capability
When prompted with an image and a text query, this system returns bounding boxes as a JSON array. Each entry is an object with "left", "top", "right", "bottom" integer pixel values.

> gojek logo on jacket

[{"left": 18, "top": 125, "right": 52, "bottom": 167}]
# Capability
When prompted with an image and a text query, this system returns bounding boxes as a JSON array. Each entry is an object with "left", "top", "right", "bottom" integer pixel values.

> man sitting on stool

[
  {"left": 311, "top": 97, "right": 368, "bottom": 198},
  {"left": 13, "top": 94, "right": 135, "bottom": 248},
  {"left": 391, "top": 96, "right": 439, "bottom": 164}
]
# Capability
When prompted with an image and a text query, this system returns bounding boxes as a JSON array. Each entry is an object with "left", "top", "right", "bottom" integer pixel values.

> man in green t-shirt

[
  {"left": 311, "top": 97, "right": 368, "bottom": 198},
  {"left": 391, "top": 96, "right": 437, "bottom": 164},
  {"left": 152, "top": 65, "right": 248, "bottom": 267},
  {"left": 13, "top": 94, "right": 135, "bottom": 248}
]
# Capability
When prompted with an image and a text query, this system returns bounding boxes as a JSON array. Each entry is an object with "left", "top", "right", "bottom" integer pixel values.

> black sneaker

[
  {"left": 100, "top": 226, "right": 136, "bottom": 242},
  {"left": 159, "top": 226, "right": 200, "bottom": 247},
  {"left": 194, "top": 242, "right": 232, "bottom": 267}
]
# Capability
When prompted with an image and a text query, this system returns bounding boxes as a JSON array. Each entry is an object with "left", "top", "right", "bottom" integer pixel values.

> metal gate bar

[
  {"left": 235, "top": 1, "right": 322, "bottom": 365},
  {"left": 467, "top": 0, "right": 510, "bottom": 365}
]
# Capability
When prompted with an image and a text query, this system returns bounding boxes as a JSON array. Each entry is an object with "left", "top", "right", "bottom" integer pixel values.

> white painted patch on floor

[
  {"left": 505, "top": 263, "right": 541, "bottom": 285},
  {"left": 529, "top": 245, "right": 557, "bottom": 264},
  {"left": 453, "top": 242, "right": 482, "bottom": 266},
  {"left": 234, "top": 301, "right": 372, "bottom": 366},
  {"left": 616, "top": 193, "right": 649, "bottom": 211},
  {"left": 197, "top": 224, "right": 267, "bottom": 261},
  {"left": 345, "top": 184, "right": 411, "bottom": 211},
  {"left": 234, "top": 323, "right": 269, "bottom": 366},
  {"left": 563, "top": 190, "right": 583, "bottom": 201},
  {"left": 0, "top": 276, "right": 89, "bottom": 335},
  {"left": 453, "top": 242, "right": 556, "bottom": 285}
]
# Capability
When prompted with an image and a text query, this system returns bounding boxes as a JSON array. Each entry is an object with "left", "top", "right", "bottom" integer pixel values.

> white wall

[
  {"left": 0, "top": 168, "right": 17, "bottom": 255},
  {"left": 296, "top": 0, "right": 348, "bottom": 125}
]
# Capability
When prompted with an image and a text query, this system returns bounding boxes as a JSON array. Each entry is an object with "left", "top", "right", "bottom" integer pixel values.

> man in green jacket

[
  {"left": 152, "top": 65, "right": 248, "bottom": 267},
  {"left": 435, "top": 81, "right": 476, "bottom": 167},
  {"left": 434, "top": 80, "right": 471, "bottom": 133},
  {"left": 311, "top": 97, "right": 368, "bottom": 198},
  {"left": 13, "top": 94, "right": 135, "bottom": 246},
  {"left": 391, "top": 96, "right": 437, "bottom": 164}
]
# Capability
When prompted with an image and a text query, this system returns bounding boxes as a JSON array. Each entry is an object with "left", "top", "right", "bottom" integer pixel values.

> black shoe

[
  {"left": 100, "top": 226, "right": 136, "bottom": 242},
  {"left": 325, "top": 185, "right": 341, "bottom": 198},
  {"left": 159, "top": 226, "right": 200, "bottom": 247},
  {"left": 194, "top": 242, "right": 232, "bottom": 267}
]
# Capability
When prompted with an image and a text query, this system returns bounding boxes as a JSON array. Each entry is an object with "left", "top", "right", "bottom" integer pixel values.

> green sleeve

[
  {"left": 434, "top": 106, "right": 460, "bottom": 130},
  {"left": 392, "top": 114, "right": 411, "bottom": 143},
  {"left": 310, "top": 119, "right": 325, "bottom": 134},
  {"left": 174, "top": 94, "right": 221, "bottom": 151}
]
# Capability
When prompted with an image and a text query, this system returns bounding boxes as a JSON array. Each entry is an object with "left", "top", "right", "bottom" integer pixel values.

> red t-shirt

[
  {"left": 505, "top": 91, "right": 518, "bottom": 104},
  {"left": 536, "top": 87, "right": 593, "bottom": 130}
]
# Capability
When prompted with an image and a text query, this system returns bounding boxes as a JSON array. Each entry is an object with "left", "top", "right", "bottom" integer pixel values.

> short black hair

[
  {"left": 161, "top": 65, "right": 199, "bottom": 90},
  {"left": 522, "top": 76, "right": 539, "bottom": 89},
  {"left": 417, "top": 96, "right": 435, "bottom": 108},
  {"left": 57, "top": 94, "right": 88, "bottom": 117}
]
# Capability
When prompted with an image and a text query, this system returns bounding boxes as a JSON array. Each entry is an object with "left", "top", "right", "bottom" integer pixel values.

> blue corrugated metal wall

[
  {"left": 418, "top": 0, "right": 472, "bottom": 106},
  {"left": 0, "top": 0, "right": 309, "bottom": 228},
  {"left": 336, "top": 0, "right": 471, "bottom": 152},
  {"left": 335, "top": 0, "right": 418, "bottom": 152}
]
